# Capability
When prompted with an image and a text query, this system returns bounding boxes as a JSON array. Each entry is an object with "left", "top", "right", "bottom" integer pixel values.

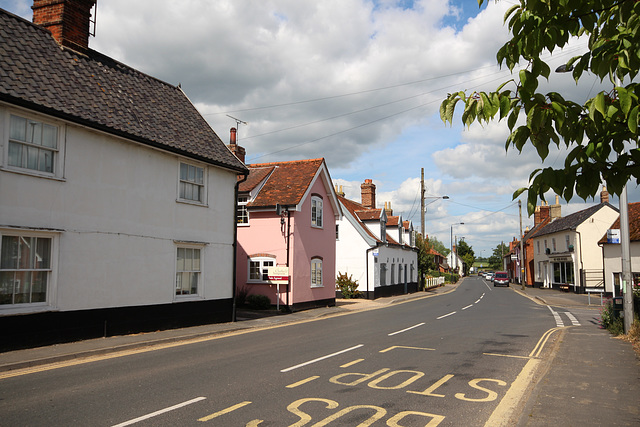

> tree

[
  {"left": 440, "top": 0, "right": 640, "bottom": 214},
  {"left": 429, "top": 236, "right": 450, "bottom": 258},
  {"left": 456, "top": 239, "right": 475, "bottom": 276},
  {"left": 488, "top": 242, "right": 509, "bottom": 270},
  {"left": 415, "top": 233, "right": 434, "bottom": 283}
]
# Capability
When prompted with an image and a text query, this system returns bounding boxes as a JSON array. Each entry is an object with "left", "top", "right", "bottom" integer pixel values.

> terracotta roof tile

[
  {"left": 599, "top": 202, "right": 640, "bottom": 243},
  {"left": 244, "top": 159, "right": 324, "bottom": 208}
]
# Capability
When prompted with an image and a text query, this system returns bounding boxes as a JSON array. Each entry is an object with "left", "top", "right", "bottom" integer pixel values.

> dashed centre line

[
  {"left": 388, "top": 322, "right": 425, "bottom": 336},
  {"left": 280, "top": 344, "right": 364, "bottom": 372},
  {"left": 437, "top": 311, "right": 457, "bottom": 320}
]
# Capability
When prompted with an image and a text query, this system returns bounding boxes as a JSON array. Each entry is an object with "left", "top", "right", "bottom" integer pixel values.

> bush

[
  {"left": 336, "top": 272, "right": 361, "bottom": 299},
  {"left": 236, "top": 287, "right": 248, "bottom": 307},
  {"left": 599, "top": 299, "right": 624, "bottom": 335},
  {"left": 245, "top": 294, "right": 271, "bottom": 310}
]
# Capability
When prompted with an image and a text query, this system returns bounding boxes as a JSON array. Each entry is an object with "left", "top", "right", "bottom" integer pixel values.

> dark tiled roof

[
  {"left": 0, "top": 9, "right": 247, "bottom": 173},
  {"left": 535, "top": 203, "right": 617, "bottom": 237},
  {"left": 522, "top": 217, "right": 551, "bottom": 243},
  {"left": 243, "top": 159, "right": 324, "bottom": 208},
  {"left": 599, "top": 202, "right": 640, "bottom": 244}
]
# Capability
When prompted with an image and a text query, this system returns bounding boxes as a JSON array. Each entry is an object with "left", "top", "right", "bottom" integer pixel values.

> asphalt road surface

[{"left": 0, "top": 277, "right": 567, "bottom": 426}]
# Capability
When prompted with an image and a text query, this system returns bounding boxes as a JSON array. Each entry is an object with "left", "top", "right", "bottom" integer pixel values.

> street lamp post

[{"left": 450, "top": 222, "right": 464, "bottom": 273}]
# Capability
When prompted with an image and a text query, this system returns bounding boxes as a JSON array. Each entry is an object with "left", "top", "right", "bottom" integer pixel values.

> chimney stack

[
  {"left": 32, "top": 0, "right": 96, "bottom": 53},
  {"left": 600, "top": 186, "right": 610, "bottom": 204},
  {"left": 550, "top": 196, "right": 561, "bottom": 220},
  {"left": 361, "top": 179, "right": 376, "bottom": 209},
  {"left": 227, "top": 127, "right": 245, "bottom": 164},
  {"left": 384, "top": 201, "right": 393, "bottom": 216}
]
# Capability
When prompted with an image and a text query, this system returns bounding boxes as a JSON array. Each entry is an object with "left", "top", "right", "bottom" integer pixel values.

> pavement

[{"left": 1, "top": 278, "right": 639, "bottom": 425}]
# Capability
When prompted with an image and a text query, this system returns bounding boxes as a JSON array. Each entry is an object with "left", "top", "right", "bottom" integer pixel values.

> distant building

[{"left": 335, "top": 180, "right": 419, "bottom": 299}]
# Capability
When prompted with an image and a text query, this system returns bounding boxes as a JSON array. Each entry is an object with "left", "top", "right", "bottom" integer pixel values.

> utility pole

[
  {"left": 620, "top": 182, "right": 634, "bottom": 333},
  {"left": 519, "top": 200, "right": 525, "bottom": 290},
  {"left": 420, "top": 168, "right": 425, "bottom": 238}
]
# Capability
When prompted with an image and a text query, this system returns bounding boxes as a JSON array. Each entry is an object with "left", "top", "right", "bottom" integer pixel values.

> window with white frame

[
  {"left": 1, "top": 234, "right": 52, "bottom": 305},
  {"left": 552, "top": 237, "right": 556, "bottom": 252},
  {"left": 565, "top": 234, "right": 571, "bottom": 250},
  {"left": 398, "top": 264, "right": 402, "bottom": 283},
  {"left": 537, "top": 241, "right": 540, "bottom": 254},
  {"left": 390, "top": 264, "right": 395, "bottom": 285},
  {"left": 311, "top": 257, "right": 323, "bottom": 287},
  {"left": 176, "top": 246, "right": 201, "bottom": 296},
  {"left": 237, "top": 195, "right": 249, "bottom": 224},
  {"left": 179, "top": 162, "right": 205, "bottom": 203},
  {"left": 335, "top": 224, "right": 339, "bottom": 240},
  {"left": 248, "top": 257, "right": 275, "bottom": 282},
  {"left": 311, "top": 196, "right": 323, "bottom": 228},
  {"left": 7, "top": 114, "right": 62, "bottom": 177}
]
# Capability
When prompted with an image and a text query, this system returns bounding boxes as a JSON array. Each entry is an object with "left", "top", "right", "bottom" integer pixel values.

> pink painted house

[{"left": 231, "top": 144, "right": 341, "bottom": 312}]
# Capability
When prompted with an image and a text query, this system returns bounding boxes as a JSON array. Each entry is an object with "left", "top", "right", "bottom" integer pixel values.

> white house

[
  {"left": 531, "top": 194, "right": 618, "bottom": 292},
  {"left": 0, "top": 1, "right": 248, "bottom": 350},
  {"left": 599, "top": 202, "right": 640, "bottom": 295},
  {"left": 335, "top": 180, "right": 418, "bottom": 299}
]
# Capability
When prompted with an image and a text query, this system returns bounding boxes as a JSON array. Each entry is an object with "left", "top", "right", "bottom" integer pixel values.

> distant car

[
  {"left": 493, "top": 271, "right": 509, "bottom": 287},
  {"left": 484, "top": 272, "right": 494, "bottom": 281}
]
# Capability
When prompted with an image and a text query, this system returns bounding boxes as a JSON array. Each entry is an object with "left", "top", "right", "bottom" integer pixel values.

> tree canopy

[{"left": 440, "top": 0, "right": 640, "bottom": 214}]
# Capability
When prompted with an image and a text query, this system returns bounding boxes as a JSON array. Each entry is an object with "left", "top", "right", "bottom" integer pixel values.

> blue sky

[{"left": 3, "top": 0, "right": 636, "bottom": 257}]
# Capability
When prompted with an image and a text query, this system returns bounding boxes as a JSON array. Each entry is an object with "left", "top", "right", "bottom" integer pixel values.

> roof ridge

[{"left": 248, "top": 158, "right": 323, "bottom": 167}]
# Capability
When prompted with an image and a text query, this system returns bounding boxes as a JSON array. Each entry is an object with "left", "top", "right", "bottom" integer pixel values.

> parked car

[{"left": 493, "top": 271, "right": 509, "bottom": 287}]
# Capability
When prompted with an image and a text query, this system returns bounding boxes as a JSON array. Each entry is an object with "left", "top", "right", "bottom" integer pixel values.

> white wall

[{"left": 0, "top": 106, "right": 238, "bottom": 313}]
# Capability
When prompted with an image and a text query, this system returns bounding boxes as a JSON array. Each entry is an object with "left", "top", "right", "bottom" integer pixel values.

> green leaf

[
  {"left": 594, "top": 92, "right": 606, "bottom": 117},
  {"left": 618, "top": 87, "right": 632, "bottom": 116},
  {"left": 629, "top": 105, "right": 639, "bottom": 134}
]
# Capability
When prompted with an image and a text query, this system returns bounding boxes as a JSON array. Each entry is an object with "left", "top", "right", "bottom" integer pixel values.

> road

[{"left": 0, "top": 277, "right": 575, "bottom": 426}]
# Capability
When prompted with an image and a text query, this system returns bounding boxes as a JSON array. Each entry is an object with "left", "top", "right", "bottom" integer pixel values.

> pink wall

[
  {"left": 289, "top": 177, "right": 337, "bottom": 305},
  {"left": 236, "top": 175, "right": 337, "bottom": 308}
]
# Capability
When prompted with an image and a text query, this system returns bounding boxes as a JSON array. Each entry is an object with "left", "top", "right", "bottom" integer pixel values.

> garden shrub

[
  {"left": 336, "top": 272, "right": 361, "bottom": 299},
  {"left": 245, "top": 294, "right": 271, "bottom": 310}
]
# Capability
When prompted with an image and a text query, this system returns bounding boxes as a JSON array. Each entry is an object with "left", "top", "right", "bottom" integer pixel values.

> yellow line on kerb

[{"left": 484, "top": 327, "right": 562, "bottom": 427}]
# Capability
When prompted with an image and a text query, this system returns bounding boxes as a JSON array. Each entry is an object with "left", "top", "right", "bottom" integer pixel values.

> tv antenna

[{"left": 227, "top": 115, "right": 247, "bottom": 141}]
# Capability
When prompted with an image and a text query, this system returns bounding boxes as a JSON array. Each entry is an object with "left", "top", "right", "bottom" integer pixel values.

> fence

[{"left": 425, "top": 276, "right": 445, "bottom": 289}]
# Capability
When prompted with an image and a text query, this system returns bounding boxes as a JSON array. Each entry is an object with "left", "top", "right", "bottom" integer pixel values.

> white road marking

[
  {"left": 565, "top": 312, "right": 581, "bottom": 326},
  {"left": 461, "top": 304, "right": 473, "bottom": 310},
  {"left": 388, "top": 322, "right": 425, "bottom": 336},
  {"left": 547, "top": 306, "right": 564, "bottom": 327},
  {"left": 112, "top": 397, "right": 206, "bottom": 426},
  {"left": 437, "top": 311, "right": 456, "bottom": 320},
  {"left": 280, "top": 344, "right": 364, "bottom": 372}
]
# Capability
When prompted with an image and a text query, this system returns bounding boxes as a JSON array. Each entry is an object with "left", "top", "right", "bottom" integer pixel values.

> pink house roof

[{"left": 240, "top": 159, "right": 325, "bottom": 208}]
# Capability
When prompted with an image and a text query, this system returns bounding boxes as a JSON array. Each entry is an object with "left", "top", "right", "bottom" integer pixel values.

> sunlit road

[{"left": 0, "top": 277, "right": 564, "bottom": 426}]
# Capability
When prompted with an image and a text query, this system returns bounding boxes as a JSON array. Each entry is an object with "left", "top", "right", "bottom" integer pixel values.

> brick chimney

[
  {"left": 32, "top": 0, "right": 96, "bottom": 53},
  {"left": 361, "top": 179, "right": 376, "bottom": 209},
  {"left": 227, "top": 127, "right": 246, "bottom": 164},
  {"left": 600, "top": 186, "right": 609, "bottom": 204}
]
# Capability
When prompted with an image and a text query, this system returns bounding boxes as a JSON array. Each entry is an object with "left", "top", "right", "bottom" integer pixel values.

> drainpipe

[
  {"left": 232, "top": 173, "right": 248, "bottom": 322},
  {"left": 575, "top": 230, "right": 584, "bottom": 293},
  {"left": 286, "top": 208, "right": 291, "bottom": 311}
]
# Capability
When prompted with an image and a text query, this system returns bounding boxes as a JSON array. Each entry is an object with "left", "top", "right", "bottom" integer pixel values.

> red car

[{"left": 493, "top": 271, "right": 509, "bottom": 287}]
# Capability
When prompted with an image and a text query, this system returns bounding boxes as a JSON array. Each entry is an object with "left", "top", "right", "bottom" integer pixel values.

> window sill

[
  {"left": 0, "top": 303, "right": 56, "bottom": 315},
  {"left": 176, "top": 199, "right": 208, "bottom": 208},
  {"left": 311, "top": 285, "right": 324, "bottom": 288},
  {"left": 0, "top": 166, "right": 66, "bottom": 182}
]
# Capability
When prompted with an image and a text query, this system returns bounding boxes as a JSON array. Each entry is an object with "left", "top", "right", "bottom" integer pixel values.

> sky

[{"left": 3, "top": 0, "right": 638, "bottom": 258}]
